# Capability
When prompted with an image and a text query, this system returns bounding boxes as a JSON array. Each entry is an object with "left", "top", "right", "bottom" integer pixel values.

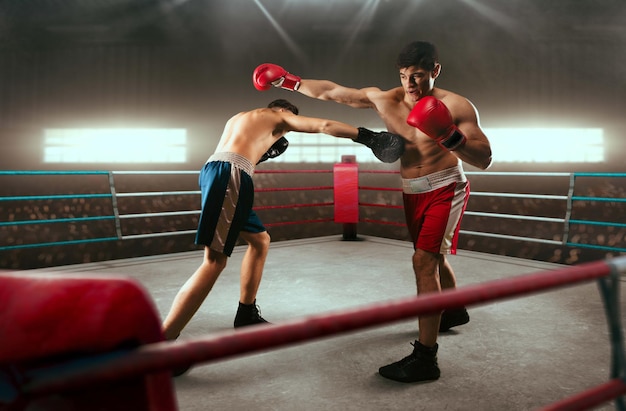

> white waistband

[
  {"left": 207, "top": 152, "right": 255, "bottom": 176},
  {"left": 402, "top": 163, "right": 466, "bottom": 194}
]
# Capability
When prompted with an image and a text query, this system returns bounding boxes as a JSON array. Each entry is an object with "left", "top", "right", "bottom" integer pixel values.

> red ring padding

[
  {"left": 333, "top": 161, "right": 359, "bottom": 223},
  {"left": 0, "top": 272, "right": 176, "bottom": 411}
]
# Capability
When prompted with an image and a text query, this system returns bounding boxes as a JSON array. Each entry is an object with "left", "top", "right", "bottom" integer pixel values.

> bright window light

[
  {"left": 43, "top": 128, "right": 187, "bottom": 163},
  {"left": 270, "top": 132, "right": 382, "bottom": 163},
  {"left": 485, "top": 128, "right": 604, "bottom": 163},
  {"left": 271, "top": 128, "right": 604, "bottom": 163}
]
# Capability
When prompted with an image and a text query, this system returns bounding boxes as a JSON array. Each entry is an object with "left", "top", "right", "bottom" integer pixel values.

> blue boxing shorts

[{"left": 195, "top": 152, "right": 266, "bottom": 257}]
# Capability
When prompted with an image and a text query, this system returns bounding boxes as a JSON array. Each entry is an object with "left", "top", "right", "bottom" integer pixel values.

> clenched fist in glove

[
  {"left": 407, "top": 96, "right": 467, "bottom": 151},
  {"left": 253, "top": 63, "right": 301, "bottom": 91},
  {"left": 257, "top": 136, "right": 289, "bottom": 164},
  {"left": 355, "top": 128, "right": 405, "bottom": 163}
]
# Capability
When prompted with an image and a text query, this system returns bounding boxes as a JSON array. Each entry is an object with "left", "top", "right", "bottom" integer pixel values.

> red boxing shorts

[
  {"left": 196, "top": 152, "right": 266, "bottom": 257},
  {"left": 402, "top": 163, "right": 470, "bottom": 255}
]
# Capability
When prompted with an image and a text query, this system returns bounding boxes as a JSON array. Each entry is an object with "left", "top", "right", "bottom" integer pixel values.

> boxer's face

[{"left": 399, "top": 64, "right": 439, "bottom": 102}]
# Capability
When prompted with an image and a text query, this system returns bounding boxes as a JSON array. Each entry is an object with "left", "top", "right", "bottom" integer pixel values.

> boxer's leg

[
  {"left": 238, "top": 230, "right": 270, "bottom": 304},
  {"left": 439, "top": 256, "right": 470, "bottom": 332},
  {"left": 234, "top": 230, "right": 271, "bottom": 327},
  {"left": 162, "top": 246, "right": 227, "bottom": 340},
  {"left": 414, "top": 249, "right": 442, "bottom": 347}
]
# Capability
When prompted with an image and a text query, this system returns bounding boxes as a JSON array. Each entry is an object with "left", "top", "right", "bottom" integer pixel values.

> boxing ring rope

[
  {"left": 1, "top": 168, "right": 623, "bottom": 253},
  {"left": 1, "top": 167, "right": 625, "bottom": 410},
  {"left": 358, "top": 169, "right": 626, "bottom": 252},
  {"left": 11, "top": 256, "right": 626, "bottom": 411},
  {"left": 0, "top": 169, "right": 336, "bottom": 249}
]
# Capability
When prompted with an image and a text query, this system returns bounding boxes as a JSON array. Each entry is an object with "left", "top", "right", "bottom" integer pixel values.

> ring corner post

[{"left": 333, "top": 155, "right": 359, "bottom": 241}]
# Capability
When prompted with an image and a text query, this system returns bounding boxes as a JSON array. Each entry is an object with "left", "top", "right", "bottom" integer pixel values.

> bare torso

[
  {"left": 368, "top": 87, "right": 464, "bottom": 179},
  {"left": 214, "top": 108, "right": 289, "bottom": 165}
]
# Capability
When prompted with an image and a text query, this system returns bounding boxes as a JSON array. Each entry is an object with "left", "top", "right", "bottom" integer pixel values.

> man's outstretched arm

[
  {"left": 253, "top": 63, "right": 376, "bottom": 109},
  {"left": 283, "top": 114, "right": 404, "bottom": 164}
]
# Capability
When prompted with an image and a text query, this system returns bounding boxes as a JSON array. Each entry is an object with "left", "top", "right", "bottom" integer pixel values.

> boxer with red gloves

[
  {"left": 253, "top": 63, "right": 301, "bottom": 91},
  {"left": 407, "top": 96, "right": 466, "bottom": 151},
  {"left": 253, "top": 63, "right": 405, "bottom": 163},
  {"left": 255, "top": 42, "right": 492, "bottom": 384}
]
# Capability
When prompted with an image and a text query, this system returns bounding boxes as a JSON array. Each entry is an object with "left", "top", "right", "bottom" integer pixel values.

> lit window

[
  {"left": 485, "top": 128, "right": 604, "bottom": 163},
  {"left": 43, "top": 128, "right": 187, "bottom": 163},
  {"left": 271, "top": 132, "right": 382, "bottom": 163}
]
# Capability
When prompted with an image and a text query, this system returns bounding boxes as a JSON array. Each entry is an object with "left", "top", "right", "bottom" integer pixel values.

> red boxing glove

[
  {"left": 252, "top": 63, "right": 301, "bottom": 91},
  {"left": 407, "top": 96, "right": 467, "bottom": 151}
]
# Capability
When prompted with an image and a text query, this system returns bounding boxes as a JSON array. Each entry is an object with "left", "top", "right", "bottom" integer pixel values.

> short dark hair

[
  {"left": 268, "top": 99, "right": 299, "bottom": 115},
  {"left": 396, "top": 41, "right": 439, "bottom": 71}
]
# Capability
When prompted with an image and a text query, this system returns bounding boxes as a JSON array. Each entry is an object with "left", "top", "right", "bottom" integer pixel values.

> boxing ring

[
  {"left": 1, "top": 167, "right": 624, "bottom": 255},
  {"left": 1, "top": 166, "right": 625, "bottom": 410}
]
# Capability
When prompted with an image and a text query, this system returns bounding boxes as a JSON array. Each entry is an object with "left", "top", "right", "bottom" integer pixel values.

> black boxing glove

[
  {"left": 355, "top": 128, "right": 405, "bottom": 163},
  {"left": 258, "top": 136, "right": 289, "bottom": 164}
]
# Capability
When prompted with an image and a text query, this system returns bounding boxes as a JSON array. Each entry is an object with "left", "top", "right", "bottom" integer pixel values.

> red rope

[
  {"left": 264, "top": 218, "right": 334, "bottom": 227},
  {"left": 255, "top": 170, "right": 332, "bottom": 174},
  {"left": 255, "top": 186, "right": 333, "bottom": 192},
  {"left": 358, "top": 202, "right": 403, "bottom": 210},
  {"left": 254, "top": 202, "right": 333, "bottom": 211},
  {"left": 23, "top": 260, "right": 612, "bottom": 399},
  {"left": 360, "top": 218, "right": 406, "bottom": 227},
  {"left": 538, "top": 378, "right": 626, "bottom": 411},
  {"left": 359, "top": 186, "right": 402, "bottom": 192},
  {"left": 359, "top": 170, "right": 401, "bottom": 175}
]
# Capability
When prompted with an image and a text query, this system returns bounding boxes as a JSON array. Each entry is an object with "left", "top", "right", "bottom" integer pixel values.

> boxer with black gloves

[
  {"left": 162, "top": 99, "right": 406, "bottom": 376},
  {"left": 255, "top": 41, "right": 493, "bottom": 384},
  {"left": 258, "top": 136, "right": 289, "bottom": 164},
  {"left": 355, "top": 128, "right": 404, "bottom": 163},
  {"left": 253, "top": 64, "right": 405, "bottom": 163}
]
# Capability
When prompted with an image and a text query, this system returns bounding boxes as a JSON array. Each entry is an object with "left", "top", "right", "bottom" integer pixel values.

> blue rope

[
  {"left": 0, "top": 194, "right": 112, "bottom": 201},
  {"left": 0, "top": 171, "right": 109, "bottom": 175},
  {"left": 574, "top": 172, "right": 626, "bottom": 178},
  {"left": 0, "top": 216, "right": 116, "bottom": 227},
  {"left": 566, "top": 243, "right": 626, "bottom": 253},
  {"left": 569, "top": 220, "right": 626, "bottom": 229},
  {"left": 571, "top": 196, "right": 626, "bottom": 203},
  {"left": 0, "top": 237, "right": 119, "bottom": 251}
]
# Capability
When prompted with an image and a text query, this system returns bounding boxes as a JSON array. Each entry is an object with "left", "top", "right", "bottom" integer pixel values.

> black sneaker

[
  {"left": 234, "top": 300, "right": 270, "bottom": 328},
  {"left": 378, "top": 341, "right": 440, "bottom": 383},
  {"left": 439, "top": 307, "right": 470, "bottom": 332}
]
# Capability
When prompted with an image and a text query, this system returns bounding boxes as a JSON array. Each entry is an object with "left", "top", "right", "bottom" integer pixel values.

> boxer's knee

[
  {"left": 413, "top": 249, "right": 442, "bottom": 293},
  {"left": 242, "top": 230, "right": 271, "bottom": 254},
  {"left": 412, "top": 248, "right": 440, "bottom": 274},
  {"left": 205, "top": 247, "right": 228, "bottom": 271}
]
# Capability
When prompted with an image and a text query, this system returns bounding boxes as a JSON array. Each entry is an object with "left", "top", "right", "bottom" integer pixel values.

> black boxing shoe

[
  {"left": 234, "top": 300, "right": 270, "bottom": 328},
  {"left": 439, "top": 307, "right": 470, "bottom": 332},
  {"left": 378, "top": 341, "right": 440, "bottom": 383}
]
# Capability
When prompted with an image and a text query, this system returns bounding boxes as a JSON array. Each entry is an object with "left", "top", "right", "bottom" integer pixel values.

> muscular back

[{"left": 214, "top": 108, "right": 289, "bottom": 165}]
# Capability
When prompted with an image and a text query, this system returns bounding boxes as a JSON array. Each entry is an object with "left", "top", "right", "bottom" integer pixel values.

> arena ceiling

[{"left": 1, "top": 0, "right": 625, "bottom": 49}]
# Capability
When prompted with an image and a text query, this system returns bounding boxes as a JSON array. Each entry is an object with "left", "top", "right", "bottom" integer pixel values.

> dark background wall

[
  {"left": 0, "top": 0, "right": 625, "bottom": 172},
  {"left": 1, "top": 1, "right": 624, "bottom": 269}
]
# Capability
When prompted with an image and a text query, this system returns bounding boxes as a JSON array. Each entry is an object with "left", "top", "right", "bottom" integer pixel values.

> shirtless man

[
  {"left": 162, "top": 99, "right": 404, "bottom": 362},
  {"left": 254, "top": 41, "right": 492, "bottom": 383}
]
